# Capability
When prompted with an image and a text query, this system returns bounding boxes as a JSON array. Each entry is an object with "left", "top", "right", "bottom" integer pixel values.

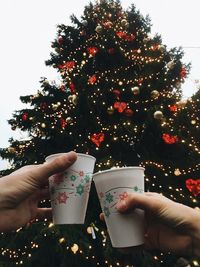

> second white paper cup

[
  {"left": 46, "top": 153, "right": 96, "bottom": 224},
  {"left": 93, "top": 167, "right": 145, "bottom": 248}
]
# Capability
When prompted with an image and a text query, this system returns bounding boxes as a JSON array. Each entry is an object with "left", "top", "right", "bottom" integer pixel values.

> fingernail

[
  {"left": 67, "top": 151, "right": 77, "bottom": 161},
  {"left": 116, "top": 200, "right": 127, "bottom": 211}
]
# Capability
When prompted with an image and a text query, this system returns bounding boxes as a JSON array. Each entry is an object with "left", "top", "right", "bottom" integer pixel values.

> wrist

[
  {"left": 0, "top": 176, "right": 11, "bottom": 209},
  {"left": 190, "top": 210, "right": 200, "bottom": 257}
]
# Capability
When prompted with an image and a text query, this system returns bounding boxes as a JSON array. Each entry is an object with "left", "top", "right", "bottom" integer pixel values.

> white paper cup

[
  {"left": 93, "top": 167, "right": 145, "bottom": 248},
  {"left": 46, "top": 153, "right": 96, "bottom": 224}
]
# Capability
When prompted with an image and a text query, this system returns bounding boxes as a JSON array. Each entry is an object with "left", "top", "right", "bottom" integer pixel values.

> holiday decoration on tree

[{"left": 0, "top": 1, "right": 199, "bottom": 267}]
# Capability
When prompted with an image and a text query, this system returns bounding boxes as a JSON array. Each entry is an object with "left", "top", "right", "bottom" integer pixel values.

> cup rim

[
  {"left": 45, "top": 152, "right": 96, "bottom": 161},
  {"left": 93, "top": 166, "right": 145, "bottom": 178}
]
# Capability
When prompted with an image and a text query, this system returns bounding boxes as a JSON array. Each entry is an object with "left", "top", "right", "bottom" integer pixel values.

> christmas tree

[{"left": 0, "top": 0, "right": 200, "bottom": 266}]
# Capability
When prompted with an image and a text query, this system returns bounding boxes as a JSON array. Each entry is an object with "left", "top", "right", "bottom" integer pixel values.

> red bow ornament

[
  {"left": 22, "top": 112, "right": 28, "bottom": 121},
  {"left": 59, "top": 61, "right": 75, "bottom": 71},
  {"left": 60, "top": 118, "right": 67, "bottom": 129},
  {"left": 162, "top": 133, "right": 178, "bottom": 144},
  {"left": 180, "top": 67, "right": 187, "bottom": 79},
  {"left": 88, "top": 74, "right": 97, "bottom": 85},
  {"left": 186, "top": 179, "right": 200, "bottom": 197},
  {"left": 90, "top": 133, "right": 105, "bottom": 147},
  {"left": 114, "top": 102, "right": 127, "bottom": 113},
  {"left": 69, "top": 82, "right": 76, "bottom": 93},
  {"left": 169, "top": 105, "right": 177, "bottom": 112},
  {"left": 87, "top": 47, "right": 99, "bottom": 56}
]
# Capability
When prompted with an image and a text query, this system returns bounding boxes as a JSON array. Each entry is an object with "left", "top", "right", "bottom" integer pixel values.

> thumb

[
  {"left": 116, "top": 192, "right": 161, "bottom": 213},
  {"left": 39, "top": 151, "right": 77, "bottom": 181}
]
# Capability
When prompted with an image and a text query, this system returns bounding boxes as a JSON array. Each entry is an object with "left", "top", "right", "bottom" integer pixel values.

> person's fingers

[
  {"left": 116, "top": 192, "right": 163, "bottom": 213},
  {"left": 33, "top": 151, "right": 77, "bottom": 185},
  {"left": 43, "top": 151, "right": 77, "bottom": 175}
]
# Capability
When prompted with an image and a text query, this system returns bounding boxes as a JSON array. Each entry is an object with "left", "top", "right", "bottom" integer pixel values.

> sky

[{"left": 0, "top": 0, "right": 200, "bottom": 169}]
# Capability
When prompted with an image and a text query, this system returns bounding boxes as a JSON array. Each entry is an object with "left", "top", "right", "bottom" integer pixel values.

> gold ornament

[
  {"left": 55, "top": 48, "right": 60, "bottom": 53},
  {"left": 153, "top": 111, "right": 163, "bottom": 120},
  {"left": 7, "top": 147, "right": 15, "bottom": 153},
  {"left": 82, "top": 20, "right": 88, "bottom": 26},
  {"left": 167, "top": 61, "right": 175, "bottom": 70},
  {"left": 80, "top": 30, "right": 86, "bottom": 36},
  {"left": 66, "top": 117, "right": 73, "bottom": 123},
  {"left": 174, "top": 168, "right": 181, "bottom": 176},
  {"left": 52, "top": 103, "right": 59, "bottom": 110},
  {"left": 107, "top": 106, "right": 114, "bottom": 115},
  {"left": 59, "top": 238, "right": 65, "bottom": 244},
  {"left": 11, "top": 125, "right": 17, "bottom": 131},
  {"left": 95, "top": 25, "right": 103, "bottom": 33},
  {"left": 131, "top": 86, "right": 140, "bottom": 95},
  {"left": 151, "top": 90, "right": 160, "bottom": 99},
  {"left": 68, "top": 95, "right": 77, "bottom": 105},
  {"left": 71, "top": 244, "right": 79, "bottom": 254},
  {"left": 121, "top": 19, "right": 127, "bottom": 25},
  {"left": 159, "top": 45, "right": 165, "bottom": 53},
  {"left": 191, "top": 120, "right": 196, "bottom": 125},
  {"left": 41, "top": 123, "right": 46, "bottom": 128},
  {"left": 87, "top": 227, "right": 92, "bottom": 234},
  {"left": 175, "top": 82, "right": 181, "bottom": 89}
]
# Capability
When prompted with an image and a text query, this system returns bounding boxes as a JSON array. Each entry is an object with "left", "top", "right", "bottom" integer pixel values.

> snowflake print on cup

[
  {"left": 101, "top": 186, "right": 143, "bottom": 218},
  {"left": 49, "top": 167, "right": 94, "bottom": 207},
  {"left": 46, "top": 153, "right": 96, "bottom": 224}
]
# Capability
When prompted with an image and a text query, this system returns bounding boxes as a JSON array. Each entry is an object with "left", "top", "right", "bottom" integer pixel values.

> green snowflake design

[
  {"left": 76, "top": 184, "right": 84, "bottom": 195},
  {"left": 84, "top": 175, "right": 91, "bottom": 183},
  {"left": 103, "top": 207, "right": 110, "bottom": 218},
  {"left": 133, "top": 186, "right": 139, "bottom": 192},
  {"left": 105, "top": 193, "right": 114, "bottom": 203},
  {"left": 70, "top": 175, "right": 77, "bottom": 181}
]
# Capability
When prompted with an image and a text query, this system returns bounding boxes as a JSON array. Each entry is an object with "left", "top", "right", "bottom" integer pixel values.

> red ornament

[
  {"left": 60, "top": 118, "right": 67, "bottom": 129},
  {"left": 162, "top": 133, "right": 178, "bottom": 144},
  {"left": 124, "top": 34, "right": 135, "bottom": 42},
  {"left": 137, "top": 78, "right": 143, "bottom": 85},
  {"left": 88, "top": 74, "right": 97, "bottom": 85},
  {"left": 59, "top": 61, "right": 75, "bottom": 70},
  {"left": 60, "top": 84, "right": 65, "bottom": 91},
  {"left": 58, "top": 36, "right": 64, "bottom": 45},
  {"left": 169, "top": 105, "right": 177, "bottom": 112},
  {"left": 40, "top": 102, "right": 47, "bottom": 110},
  {"left": 22, "top": 112, "right": 28, "bottom": 121},
  {"left": 186, "top": 179, "right": 200, "bottom": 196},
  {"left": 90, "top": 133, "right": 105, "bottom": 147},
  {"left": 114, "top": 102, "right": 127, "bottom": 113},
  {"left": 124, "top": 108, "right": 134, "bottom": 117},
  {"left": 151, "top": 44, "right": 158, "bottom": 51},
  {"left": 87, "top": 47, "right": 99, "bottom": 56},
  {"left": 180, "top": 67, "right": 187, "bottom": 79},
  {"left": 65, "top": 61, "right": 75, "bottom": 70},
  {"left": 116, "top": 31, "right": 135, "bottom": 41},
  {"left": 113, "top": 89, "right": 121, "bottom": 99},
  {"left": 69, "top": 82, "right": 76, "bottom": 93},
  {"left": 116, "top": 31, "right": 126, "bottom": 39},
  {"left": 108, "top": 48, "right": 115, "bottom": 54}
]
